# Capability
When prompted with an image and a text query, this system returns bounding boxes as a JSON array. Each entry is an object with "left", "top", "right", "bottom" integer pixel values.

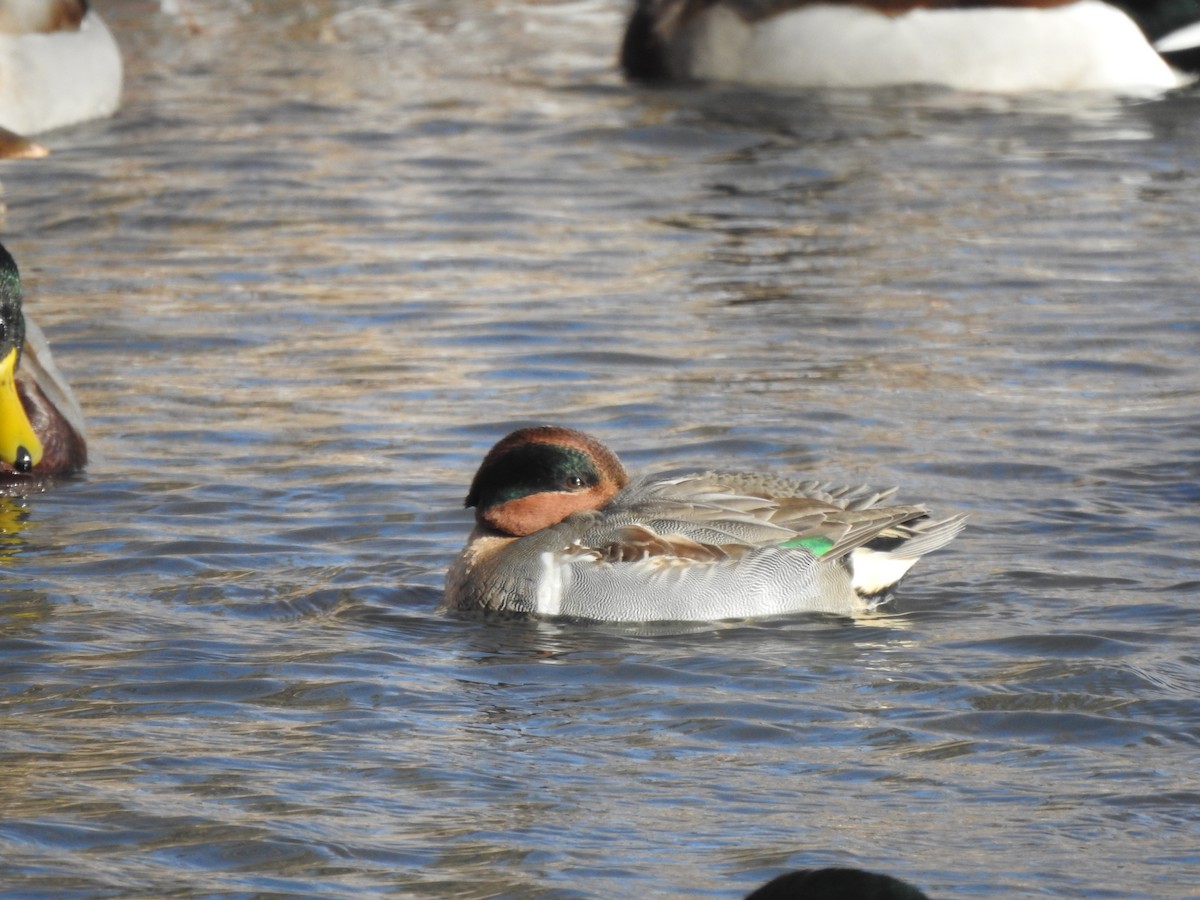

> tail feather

[
  {"left": 850, "top": 513, "right": 968, "bottom": 598},
  {"left": 880, "top": 513, "right": 969, "bottom": 560},
  {"left": 1156, "top": 21, "right": 1200, "bottom": 54}
]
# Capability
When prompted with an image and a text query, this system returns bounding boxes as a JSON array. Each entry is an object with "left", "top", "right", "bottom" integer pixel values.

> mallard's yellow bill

[{"left": 0, "top": 347, "right": 42, "bottom": 471}]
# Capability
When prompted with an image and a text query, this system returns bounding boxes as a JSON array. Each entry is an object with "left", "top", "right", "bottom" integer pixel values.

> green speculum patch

[{"left": 781, "top": 535, "right": 835, "bottom": 556}]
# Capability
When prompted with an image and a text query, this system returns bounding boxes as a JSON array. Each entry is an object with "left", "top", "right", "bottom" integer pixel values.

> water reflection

[{"left": 0, "top": 494, "right": 30, "bottom": 560}]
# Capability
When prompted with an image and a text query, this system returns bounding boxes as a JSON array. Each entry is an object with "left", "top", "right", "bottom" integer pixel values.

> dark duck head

[{"left": 0, "top": 242, "right": 87, "bottom": 481}]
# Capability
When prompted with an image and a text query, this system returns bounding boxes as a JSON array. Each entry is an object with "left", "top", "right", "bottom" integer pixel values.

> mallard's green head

[{"left": 0, "top": 244, "right": 43, "bottom": 472}]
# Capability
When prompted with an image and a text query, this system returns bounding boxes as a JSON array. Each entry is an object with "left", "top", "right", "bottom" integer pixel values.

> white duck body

[
  {"left": 653, "top": 0, "right": 1184, "bottom": 93},
  {"left": 0, "top": 7, "right": 122, "bottom": 135}
]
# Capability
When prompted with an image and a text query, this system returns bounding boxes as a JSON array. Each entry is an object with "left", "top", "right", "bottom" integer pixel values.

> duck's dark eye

[{"left": 565, "top": 475, "right": 585, "bottom": 490}]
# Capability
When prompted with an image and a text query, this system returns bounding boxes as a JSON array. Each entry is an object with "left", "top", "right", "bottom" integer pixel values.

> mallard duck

[
  {"left": 744, "top": 867, "right": 931, "bottom": 899},
  {"left": 0, "top": 0, "right": 122, "bottom": 136},
  {"left": 443, "top": 426, "right": 965, "bottom": 622},
  {"left": 0, "top": 241, "right": 86, "bottom": 480},
  {"left": 620, "top": 0, "right": 1200, "bottom": 93}
]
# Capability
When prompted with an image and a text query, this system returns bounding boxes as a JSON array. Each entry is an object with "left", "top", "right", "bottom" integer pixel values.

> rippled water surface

[{"left": 2, "top": 1, "right": 1199, "bottom": 896}]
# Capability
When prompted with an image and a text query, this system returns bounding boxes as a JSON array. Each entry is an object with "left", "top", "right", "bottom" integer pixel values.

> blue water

[{"left": 1, "top": 1, "right": 1198, "bottom": 896}]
